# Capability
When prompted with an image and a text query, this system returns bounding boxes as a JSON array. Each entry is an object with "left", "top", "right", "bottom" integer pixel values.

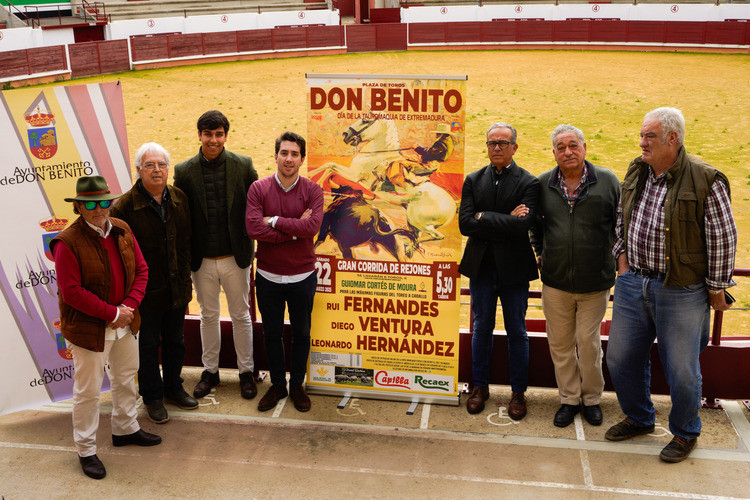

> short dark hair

[
  {"left": 275, "top": 131, "right": 306, "bottom": 158},
  {"left": 197, "top": 110, "right": 230, "bottom": 134}
]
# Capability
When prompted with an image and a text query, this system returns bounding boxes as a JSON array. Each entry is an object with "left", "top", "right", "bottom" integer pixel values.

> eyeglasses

[
  {"left": 561, "top": 183, "right": 590, "bottom": 203},
  {"left": 142, "top": 161, "right": 168, "bottom": 171},
  {"left": 486, "top": 140, "right": 514, "bottom": 150},
  {"left": 82, "top": 200, "right": 112, "bottom": 210}
]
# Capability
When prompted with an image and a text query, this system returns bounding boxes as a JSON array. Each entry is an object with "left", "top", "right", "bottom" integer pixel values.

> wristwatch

[
  {"left": 708, "top": 289, "right": 722, "bottom": 296},
  {"left": 475, "top": 212, "right": 484, "bottom": 221}
]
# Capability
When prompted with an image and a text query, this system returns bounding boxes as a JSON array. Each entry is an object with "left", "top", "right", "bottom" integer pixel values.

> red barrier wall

[
  {"left": 130, "top": 35, "right": 170, "bottom": 62},
  {"left": 69, "top": 40, "right": 129, "bottom": 78},
  {"left": 1, "top": 45, "right": 67, "bottom": 79},
  {"left": 4, "top": 20, "right": 750, "bottom": 83},
  {"left": 237, "top": 28, "right": 274, "bottom": 52},
  {"left": 346, "top": 24, "right": 378, "bottom": 52},
  {"left": 376, "top": 23, "right": 407, "bottom": 51}
]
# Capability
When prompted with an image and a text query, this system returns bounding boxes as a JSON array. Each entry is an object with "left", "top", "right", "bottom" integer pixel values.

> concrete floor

[{"left": 2, "top": 366, "right": 749, "bottom": 499}]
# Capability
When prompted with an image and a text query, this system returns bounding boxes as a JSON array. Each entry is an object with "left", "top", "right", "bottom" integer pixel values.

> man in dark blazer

[
  {"left": 174, "top": 110, "right": 259, "bottom": 401},
  {"left": 458, "top": 122, "right": 540, "bottom": 418}
]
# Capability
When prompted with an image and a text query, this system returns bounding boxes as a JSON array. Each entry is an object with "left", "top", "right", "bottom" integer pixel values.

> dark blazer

[
  {"left": 174, "top": 148, "right": 258, "bottom": 271},
  {"left": 458, "top": 161, "right": 540, "bottom": 285},
  {"left": 111, "top": 180, "right": 193, "bottom": 312}
]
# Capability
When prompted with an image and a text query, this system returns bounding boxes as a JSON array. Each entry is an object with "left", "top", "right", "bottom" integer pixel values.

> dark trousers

[
  {"left": 469, "top": 270, "right": 530, "bottom": 392},
  {"left": 255, "top": 272, "right": 317, "bottom": 388},
  {"left": 138, "top": 307, "right": 187, "bottom": 403}
]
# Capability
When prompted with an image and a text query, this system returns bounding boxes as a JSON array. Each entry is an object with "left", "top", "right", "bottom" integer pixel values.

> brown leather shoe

[
  {"left": 508, "top": 391, "right": 527, "bottom": 420},
  {"left": 193, "top": 370, "right": 220, "bottom": 399},
  {"left": 258, "top": 384, "right": 288, "bottom": 412},
  {"left": 239, "top": 371, "right": 258, "bottom": 400},
  {"left": 289, "top": 385, "right": 311, "bottom": 412},
  {"left": 659, "top": 436, "right": 697, "bottom": 463},
  {"left": 604, "top": 418, "right": 655, "bottom": 441},
  {"left": 466, "top": 386, "right": 489, "bottom": 414}
]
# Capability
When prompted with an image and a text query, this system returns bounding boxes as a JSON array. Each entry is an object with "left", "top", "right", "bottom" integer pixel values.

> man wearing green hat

[{"left": 51, "top": 175, "right": 160, "bottom": 480}]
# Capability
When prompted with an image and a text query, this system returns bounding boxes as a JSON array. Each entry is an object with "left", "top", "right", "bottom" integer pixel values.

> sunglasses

[{"left": 81, "top": 200, "right": 112, "bottom": 210}]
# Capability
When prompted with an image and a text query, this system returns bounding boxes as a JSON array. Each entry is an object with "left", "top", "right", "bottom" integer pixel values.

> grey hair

[
  {"left": 644, "top": 107, "right": 685, "bottom": 146},
  {"left": 487, "top": 122, "right": 517, "bottom": 144},
  {"left": 551, "top": 124, "right": 585, "bottom": 146},
  {"left": 134, "top": 142, "right": 170, "bottom": 178}
]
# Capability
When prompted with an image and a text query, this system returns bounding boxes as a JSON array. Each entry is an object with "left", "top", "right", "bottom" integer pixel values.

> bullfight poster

[
  {"left": 0, "top": 82, "right": 132, "bottom": 415},
  {"left": 306, "top": 74, "right": 466, "bottom": 405}
]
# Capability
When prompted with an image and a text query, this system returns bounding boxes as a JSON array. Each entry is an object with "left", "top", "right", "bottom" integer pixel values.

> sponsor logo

[
  {"left": 310, "top": 364, "right": 334, "bottom": 384},
  {"left": 335, "top": 367, "right": 373, "bottom": 386},
  {"left": 374, "top": 370, "right": 410, "bottom": 390},
  {"left": 414, "top": 374, "right": 451, "bottom": 392},
  {"left": 24, "top": 94, "right": 58, "bottom": 160},
  {"left": 40, "top": 216, "right": 68, "bottom": 261},
  {"left": 54, "top": 319, "right": 71, "bottom": 360}
]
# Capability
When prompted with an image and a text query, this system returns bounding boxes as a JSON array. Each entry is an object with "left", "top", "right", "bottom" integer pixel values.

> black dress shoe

[
  {"left": 164, "top": 388, "right": 199, "bottom": 410},
  {"left": 582, "top": 404, "right": 603, "bottom": 426},
  {"left": 553, "top": 404, "right": 580, "bottom": 428},
  {"left": 112, "top": 429, "right": 162, "bottom": 447},
  {"left": 145, "top": 400, "right": 169, "bottom": 424},
  {"left": 239, "top": 371, "right": 258, "bottom": 400},
  {"left": 193, "top": 370, "right": 220, "bottom": 399},
  {"left": 79, "top": 454, "right": 106, "bottom": 479}
]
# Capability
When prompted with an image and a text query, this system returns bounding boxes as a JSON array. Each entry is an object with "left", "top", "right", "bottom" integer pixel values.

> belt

[{"left": 630, "top": 267, "right": 666, "bottom": 280}]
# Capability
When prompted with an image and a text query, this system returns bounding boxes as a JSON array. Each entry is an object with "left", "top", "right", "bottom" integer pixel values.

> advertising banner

[
  {"left": 0, "top": 82, "right": 132, "bottom": 415},
  {"left": 306, "top": 74, "right": 466, "bottom": 405}
]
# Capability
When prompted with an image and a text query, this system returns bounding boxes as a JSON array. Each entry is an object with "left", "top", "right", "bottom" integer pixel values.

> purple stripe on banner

[{"left": 0, "top": 255, "right": 74, "bottom": 404}]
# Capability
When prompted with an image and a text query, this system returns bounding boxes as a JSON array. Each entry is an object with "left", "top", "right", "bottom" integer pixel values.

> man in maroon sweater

[
  {"left": 245, "top": 131, "right": 323, "bottom": 412},
  {"left": 51, "top": 175, "right": 160, "bottom": 480}
]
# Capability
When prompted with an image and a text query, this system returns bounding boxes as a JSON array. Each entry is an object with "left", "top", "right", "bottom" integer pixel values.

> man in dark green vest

[{"left": 605, "top": 107, "right": 737, "bottom": 463}]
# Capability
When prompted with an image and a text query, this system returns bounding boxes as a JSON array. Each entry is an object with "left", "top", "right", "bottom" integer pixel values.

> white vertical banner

[{"left": 0, "top": 82, "right": 132, "bottom": 415}]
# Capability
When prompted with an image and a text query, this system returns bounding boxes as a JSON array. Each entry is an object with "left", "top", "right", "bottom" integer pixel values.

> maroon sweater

[{"left": 245, "top": 175, "right": 323, "bottom": 275}]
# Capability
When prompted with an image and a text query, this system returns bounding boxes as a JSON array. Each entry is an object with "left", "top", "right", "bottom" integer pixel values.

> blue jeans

[
  {"left": 469, "top": 270, "right": 529, "bottom": 392},
  {"left": 255, "top": 272, "right": 317, "bottom": 388},
  {"left": 607, "top": 270, "right": 710, "bottom": 439}
]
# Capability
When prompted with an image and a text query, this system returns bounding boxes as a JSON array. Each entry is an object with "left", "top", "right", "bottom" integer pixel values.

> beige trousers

[
  {"left": 542, "top": 285, "right": 609, "bottom": 406},
  {"left": 68, "top": 331, "right": 140, "bottom": 457}
]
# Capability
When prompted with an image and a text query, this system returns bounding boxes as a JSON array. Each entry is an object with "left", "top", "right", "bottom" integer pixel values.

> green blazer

[{"left": 174, "top": 148, "right": 258, "bottom": 271}]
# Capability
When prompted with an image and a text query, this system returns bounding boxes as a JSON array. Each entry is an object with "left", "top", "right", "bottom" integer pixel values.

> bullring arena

[{"left": 1, "top": 1, "right": 750, "bottom": 498}]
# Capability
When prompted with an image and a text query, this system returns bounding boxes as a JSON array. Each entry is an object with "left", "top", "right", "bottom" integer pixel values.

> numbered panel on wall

[{"left": 306, "top": 73, "right": 466, "bottom": 405}]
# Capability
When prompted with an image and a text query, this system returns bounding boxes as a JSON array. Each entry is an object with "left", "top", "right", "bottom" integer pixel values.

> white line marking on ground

[
  {"left": 33, "top": 402, "right": 750, "bottom": 463},
  {"left": 574, "top": 413, "right": 585, "bottom": 441},
  {"left": 271, "top": 396, "right": 287, "bottom": 418},
  {"left": 420, "top": 403, "right": 431, "bottom": 429},
  {"left": 0, "top": 442, "right": 75, "bottom": 452},
  {"left": 723, "top": 400, "right": 750, "bottom": 453},
  {"left": 574, "top": 414, "right": 594, "bottom": 487},
  {"left": 2, "top": 438, "right": 743, "bottom": 499}
]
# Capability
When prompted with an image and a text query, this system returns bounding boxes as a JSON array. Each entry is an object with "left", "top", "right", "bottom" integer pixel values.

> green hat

[{"left": 64, "top": 175, "right": 121, "bottom": 203}]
